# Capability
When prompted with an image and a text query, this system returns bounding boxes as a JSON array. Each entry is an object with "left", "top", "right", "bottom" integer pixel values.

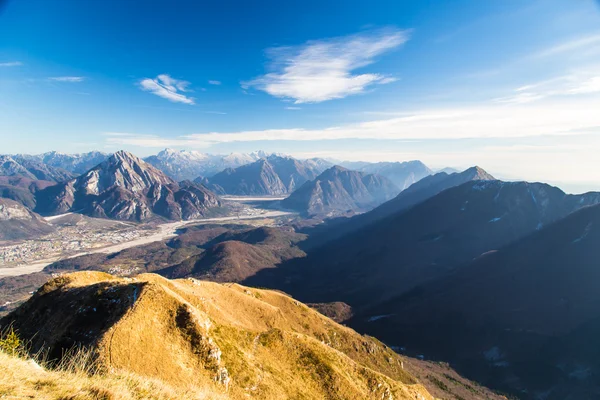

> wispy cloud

[
  {"left": 285, "top": 106, "right": 301, "bottom": 110},
  {"left": 0, "top": 61, "right": 23, "bottom": 67},
  {"left": 242, "top": 28, "right": 409, "bottom": 103},
  {"left": 208, "top": 80, "right": 221, "bottom": 85},
  {"left": 533, "top": 33, "right": 600, "bottom": 58},
  {"left": 104, "top": 98, "right": 600, "bottom": 149},
  {"left": 49, "top": 76, "right": 85, "bottom": 82},
  {"left": 139, "top": 74, "right": 194, "bottom": 105},
  {"left": 493, "top": 67, "right": 600, "bottom": 104}
]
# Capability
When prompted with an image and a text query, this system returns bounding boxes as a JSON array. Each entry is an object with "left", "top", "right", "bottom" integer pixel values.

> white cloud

[
  {"left": 104, "top": 98, "right": 600, "bottom": 148},
  {"left": 49, "top": 76, "right": 85, "bottom": 82},
  {"left": 208, "top": 80, "right": 221, "bottom": 85},
  {"left": 0, "top": 61, "right": 22, "bottom": 67},
  {"left": 139, "top": 74, "right": 194, "bottom": 104},
  {"left": 242, "top": 28, "right": 409, "bottom": 103},
  {"left": 285, "top": 106, "right": 301, "bottom": 110}
]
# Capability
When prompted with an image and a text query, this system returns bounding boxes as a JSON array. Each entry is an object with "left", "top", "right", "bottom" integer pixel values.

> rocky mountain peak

[{"left": 463, "top": 166, "right": 495, "bottom": 180}]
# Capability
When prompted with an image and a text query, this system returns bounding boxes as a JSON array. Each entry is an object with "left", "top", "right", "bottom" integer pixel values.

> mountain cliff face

[
  {"left": 0, "top": 155, "right": 74, "bottom": 183},
  {"left": 0, "top": 198, "right": 55, "bottom": 240},
  {"left": 354, "top": 203, "right": 600, "bottom": 399},
  {"left": 34, "top": 151, "right": 221, "bottom": 221},
  {"left": 207, "top": 155, "right": 327, "bottom": 196},
  {"left": 281, "top": 166, "right": 399, "bottom": 215},
  {"left": 352, "top": 161, "right": 433, "bottom": 190}
]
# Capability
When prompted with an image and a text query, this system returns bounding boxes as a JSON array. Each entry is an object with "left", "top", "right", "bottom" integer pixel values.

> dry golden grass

[
  {"left": 0, "top": 351, "right": 224, "bottom": 400},
  {"left": 2, "top": 272, "right": 434, "bottom": 400}
]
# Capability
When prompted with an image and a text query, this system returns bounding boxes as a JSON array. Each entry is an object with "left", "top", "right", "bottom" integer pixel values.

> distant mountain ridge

[
  {"left": 206, "top": 154, "right": 331, "bottom": 195},
  {"left": 298, "top": 166, "right": 497, "bottom": 249},
  {"left": 34, "top": 150, "right": 222, "bottom": 221},
  {"left": 341, "top": 160, "right": 433, "bottom": 190},
  {"left": 0, "top": 155, "right": 74, "bottom": 183},
  {"left": 144, "top": 148, "right": 269, "bottom": 180},
  {"left": 281, "top": 165, "right": 399, "bottom": 215}
]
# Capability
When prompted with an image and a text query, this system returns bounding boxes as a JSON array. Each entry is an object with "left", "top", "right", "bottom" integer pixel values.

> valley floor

[{"left": 0, "top": 200, "right": 294, "bottom": 278}]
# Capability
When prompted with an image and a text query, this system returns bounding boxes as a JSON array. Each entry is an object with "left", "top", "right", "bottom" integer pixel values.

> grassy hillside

[{"left": 2, "top": 271, "right": 435, "bottom": 399}]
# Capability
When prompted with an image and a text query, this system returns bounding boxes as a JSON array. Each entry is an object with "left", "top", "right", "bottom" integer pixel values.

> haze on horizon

[{"left": 1, "top": 0, "right": 600, "bottom": 193}]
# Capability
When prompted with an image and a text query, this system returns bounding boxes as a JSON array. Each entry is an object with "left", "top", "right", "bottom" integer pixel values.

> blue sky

[{"left": 1, "top": 0, "right": 600, "bottom": 192}]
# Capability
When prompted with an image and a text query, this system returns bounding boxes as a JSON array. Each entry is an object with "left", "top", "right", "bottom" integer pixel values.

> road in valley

[{"left": 0, "top": 210, "right": 293, "bottom": 277}]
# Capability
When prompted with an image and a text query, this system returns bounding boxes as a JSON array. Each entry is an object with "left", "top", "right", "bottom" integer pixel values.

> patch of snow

[
  {"left": 367, "top": 314, "right": 394, "bottom": 322},
  {"left": 572, "top": 222, "right": 593, "bottom": 244},
  {"left": 483, "top": 346, "right": 504, "bottom": 362}
]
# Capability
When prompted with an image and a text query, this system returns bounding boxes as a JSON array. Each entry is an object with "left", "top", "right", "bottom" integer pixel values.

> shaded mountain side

[
  {"left": 206, "top": 155, "right": 327, "bottom": 196},
  {"left": 34, "top": 150, "right": 223, "bottom": 221},
  {"left": 246, "top": 180, "right": 600, "bottom": 308},
  {"left": 353, "top": 160, "right": 433, "bottom": 190},
  {"left": 296, "top": 166, "right": 496, "bottom": 250},
  {"left": 0, "top": 198, "right": 55, "bottom": 240},
  {"left": 1, "top": 271, "right": 435, "bottom": 399},
  {"left": 0, "top": 176, "right": 55, "bottom": 209},
  {"left": 0, "top": 155, "right": 75, "bottom": 182},
  {"left": 207, "top": 158, "right": 288, "bottom": 195},
  {"left": 349, "top": 203, "right": 600, "bottom": 399},
  {"left": 157, "top": 226, "right": 307, "bottom": 282},
  {"left": 281, "top": 165, "right": 399, "bottom": 216},
  {"left": 307, "top": 302, "right": 354, "bottom": 323}
]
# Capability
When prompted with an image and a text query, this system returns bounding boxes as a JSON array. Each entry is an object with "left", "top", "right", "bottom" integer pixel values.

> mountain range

[
  {"left": 143, "top": 148, "right": 275, "bottom": 180},
  {"left": 255, "top": 178, "right": 600, "bottom": 306},
  {"left": 205, "top": 154, "right": 331, "bottom": 196},
  {"left": 0, "top": 155, "right": 75, "bottom": 183},
  {"left": 281, "top": 165, "right": 399, "bottom": 215},
  {"left": 34, "top": 150, "right": 222, "bottom": 221}
]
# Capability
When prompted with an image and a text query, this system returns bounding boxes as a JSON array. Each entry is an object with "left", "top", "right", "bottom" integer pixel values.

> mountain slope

[
  {"left": 0, "top": 198, "right": 55, "bottom": 240},
  {"left": 281, "top": 166, "right": 399, "bottom": 215},
  {"left": 298, "top": 166, "right": 496, "bottom": 249},
  {"left": 34, "top": 150, "right": 222, "bottom": 221},
  {"left": 160, "top": 226, "right": 307, "bottom": 282},
  {"left": 250, "top": 180, "right": 600, "bottom": 306},
  {"left": 1, "top": 271, "right": 437, "bottom": 400},
  {"left": 208, "top": 158, "right": 287, "bottom": 195},
  {"left": 353, "top": 161, "right": 433, "bottom": 190},
  {"left": 0, "top": 176, "right": 55, "bottom": 209},
  {"left": 353, "top": 203, "right": 600, "bottom": 399}
]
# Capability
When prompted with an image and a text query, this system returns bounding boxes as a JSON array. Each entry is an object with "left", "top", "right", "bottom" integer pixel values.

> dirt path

[{"left": 0, "top": 210, "right": 293, "bottom": 277}]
